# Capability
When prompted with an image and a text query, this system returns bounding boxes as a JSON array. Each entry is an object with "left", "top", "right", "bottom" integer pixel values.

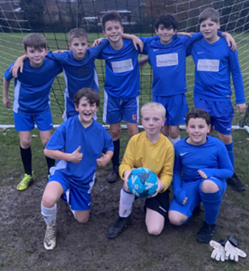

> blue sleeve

[
  {"left": 88, "top": 39, "right": 109, "bottom": 58},
  {"left": 46, "top": 51, "right": 65, "bottom": 64},
  {"left": 199, "top": 144, "right": 234, "bottom": 180},
  {"left": 4, "top": 63, "right": 15, "bottom": 81},
  {"left": 217, "top": 31, "right": 223, "bottom": 37},
  {"left": 46, "top": 125, "right": 65, "bottom": 151},
  {"left": 139, "top": 36, "right": 157, "bottom": 54},
  {"left": 181, "top": 32, "right": 203, "bottom": 49},
  {"left": 172, "top": 147, "right": 187, "bottom": 205},
  {"left": 102, "top": 129, "right": 114, "bottom": 153},
  {"left": 228, "top": 49, "right": 245, "bottom": 104}
]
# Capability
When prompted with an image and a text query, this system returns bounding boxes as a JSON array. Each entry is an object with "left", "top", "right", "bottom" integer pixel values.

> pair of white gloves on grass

[{"left": 210, "top": 237, "right": 247, "bottom": 262}]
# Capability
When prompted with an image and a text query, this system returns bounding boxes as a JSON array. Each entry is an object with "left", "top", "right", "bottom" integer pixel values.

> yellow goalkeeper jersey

[{"left": 119, "top": 131, "right": 174, "bottom": 192}]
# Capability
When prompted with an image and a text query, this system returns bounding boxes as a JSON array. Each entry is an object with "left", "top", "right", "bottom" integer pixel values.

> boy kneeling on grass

[
  {"left": 168, "top": 108, "right": 233, "bottom": 243},
  {"left": 108, "top": 102, "right": 174, "bottom": 239},
  {"left": 42, "top": 88, "right": 113, "bottom": 250}
]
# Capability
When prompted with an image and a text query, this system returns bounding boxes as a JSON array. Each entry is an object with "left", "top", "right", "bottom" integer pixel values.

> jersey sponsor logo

[
  {"left": 197, "top": 59, "right": 220, "bottom": 72},
  {"left": 156, "top": 53, "right": 178, "bottom": 67},
  {"left": 111, "top": 59, "right": 133, "bottom": 73},
  {"left": 132, "top": 114, "right": 137, "bottom": 121},
  {"left": 197, "top": 52, "right": 204, "bottom": 54},
  {"left": 180, "top": 152, "right": 188, "bottom": 156},
  {"left": 153, "top": 49, "right": 159, "bottom": 51}
]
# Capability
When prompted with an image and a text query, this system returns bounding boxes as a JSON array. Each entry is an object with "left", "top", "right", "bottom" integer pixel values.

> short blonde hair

[{"left": 141, "top": 102, "right": 166, "bottom": 119}]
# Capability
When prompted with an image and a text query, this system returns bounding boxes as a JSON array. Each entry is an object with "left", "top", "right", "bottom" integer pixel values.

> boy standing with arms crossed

[
  {"left": 108, "top": 102, "right": 174, "bottom": 239},
  {"left": 42, "top": 88, "right": 113, "bottom": 250},
  {"left": 3, "top": 34, "right": 62, "bottom": 190},
  {"left": 188, "top": 8, "right": 246, "bottom": 192},
  {"left": 168, "top": 109, "right": 233, "bottom": 243}
]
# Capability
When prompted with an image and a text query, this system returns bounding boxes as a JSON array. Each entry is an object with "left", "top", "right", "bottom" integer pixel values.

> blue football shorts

[
  {"left": 169, "top": 177, "right": 227, "bottom": 218},
  {"left": 194, "top": 96, "right": 234, "bottom": 135},
  {"left": 14, "top": 111, "right": 53, "bottom": 131},
  {"left": 48, "top": 170, "right": 92, "bottom": 211},
  {"left": 103, "top": 91, "right": 139, "bottom": 124},
  {"left": 153, "top": 93, "right": 188, "bottom": 126}
]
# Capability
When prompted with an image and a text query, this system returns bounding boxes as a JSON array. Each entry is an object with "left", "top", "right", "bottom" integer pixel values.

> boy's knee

[
  {"left": 20, "top": 138, "right": 31, "bottom": 148},
  {"left": 42, "top": 194, "right": 57, "bottom": 209},
  {"left": 147, "top": 225, "right": 163, "bottom": 236},
  {"left": 127, "top": 126, "right": 138, "bottom": 138},
  {"left": 110, "top": 127, "right": 121, "bottom": 140},
  {"left": 201, "top": 180, "right": 219, "bottom": 193},
  {"left": 218, "top": 133, "right": 232, "bottom": 145},
  {"left": 41, "top": 137, "right": 50, "bottom": 147},
  {"left": 75, "top": 214, "right": 89, "bottom": 224},
  {"left": 168, "top": 211, "right": 186, "bottom": 226},
  {"left": 169, "top": 126, "right": 179, "bottom": 139}
]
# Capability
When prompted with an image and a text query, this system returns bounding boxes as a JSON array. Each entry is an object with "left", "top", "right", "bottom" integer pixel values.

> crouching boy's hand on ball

[
  {"left": 123, "top": 169, "right": 135, "bottom": 192},
  {"left": 151, "top": 178, "right": 165, "bottom": 197}
]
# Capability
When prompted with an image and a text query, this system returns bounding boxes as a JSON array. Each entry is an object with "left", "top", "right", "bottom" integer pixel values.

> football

[{"left": 127, "top": 167, "right": 158, "bottom": 198}]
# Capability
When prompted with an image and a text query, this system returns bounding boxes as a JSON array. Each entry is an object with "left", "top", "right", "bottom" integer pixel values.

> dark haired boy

[
  {"left": 187, "top": 8, "right": 246, "bottom": 192},
  {"left": 134, "top": 14, "right": 235, "bottom": 146},
  {"left": 3, "top": 33, "right": 62, "bottom": 190},
  {"left": 12, "top": 28, "right": 110, "bottom": 120},
  {"left": 41, "top": 88, "right": 114, "bottom": 250},
  {"left": 97, "top": 11, "right": 144, "bottom": 183},
  {"left": 168, "top": 108, "right": 233, "bottom": 243}
]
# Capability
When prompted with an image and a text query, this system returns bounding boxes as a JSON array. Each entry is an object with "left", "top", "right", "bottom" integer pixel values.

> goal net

[{"left": 0, "top": 0, "right": 249, "bottom": 130}]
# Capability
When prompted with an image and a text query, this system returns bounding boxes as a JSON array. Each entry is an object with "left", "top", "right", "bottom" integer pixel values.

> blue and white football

[{"left": 127, "top": 167, "right": 158, "bottom": 198}]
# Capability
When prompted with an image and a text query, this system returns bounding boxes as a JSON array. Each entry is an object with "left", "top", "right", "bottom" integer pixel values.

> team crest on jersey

[{"left": 132, "top": 114, "right": 137, "bottom": 121}]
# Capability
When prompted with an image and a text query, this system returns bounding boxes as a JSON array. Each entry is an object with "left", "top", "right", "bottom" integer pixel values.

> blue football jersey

[
  {"left": 172, "top": 136, "right": 233, "bottom": 194},
  {"left": 47, "top": 39, "right": 109, "bottom": 100},
  {"left": 188, "top": 37, "right": 245, "bottom": 104},
  {"left": 141, "top": 33, "right": 203, "bottom": 96},
  {"left": 46, "top": 116, "right": 114, "bottom": 192},
  {"left": 98, "top": 39, "right": 141, "bottom": 99},
  {"left": 4, "top": 58, "right": 62, "bottom": 115}
]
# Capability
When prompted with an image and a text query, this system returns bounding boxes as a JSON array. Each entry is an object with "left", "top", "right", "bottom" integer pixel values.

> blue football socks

[
  {"left": 225, "top": 141, "right": 234, "bottom": 169},
  {"left": 200, "top": 189, "right": 222, "bottom": 225}
]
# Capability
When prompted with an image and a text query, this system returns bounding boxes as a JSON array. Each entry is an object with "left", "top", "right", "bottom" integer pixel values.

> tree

[{"left": 20, "top": 0, "right": 45, "bottom": 31}]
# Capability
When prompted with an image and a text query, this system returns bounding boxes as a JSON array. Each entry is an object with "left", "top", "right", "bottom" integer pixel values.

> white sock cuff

[
  {"left": 41, "top": 202, "right": 57, "bottom": 215},
  {"left": 41, "top": 202, "right": 57, "bottom": 226},
  {"left": 121, "top": 187, "right": 135, "bottom": 200},
  {"left": 119, "top": 188, "right": 135, "bottom": 218},
  {"left": 169, "top": 135, "right": 181, "bottom": 145}
]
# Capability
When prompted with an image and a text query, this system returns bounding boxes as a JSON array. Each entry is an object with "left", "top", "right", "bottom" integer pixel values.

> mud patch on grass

[{"left": 0, "top": 171, "right": 249, "bottom": 271}]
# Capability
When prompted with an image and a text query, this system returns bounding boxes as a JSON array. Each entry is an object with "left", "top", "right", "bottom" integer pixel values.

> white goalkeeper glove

[
  {"left": 209, "top": 240, "right": 226, "bottom": 262},
  {"left": 225, "top": 240, "right": 247, "bottom": 262}
]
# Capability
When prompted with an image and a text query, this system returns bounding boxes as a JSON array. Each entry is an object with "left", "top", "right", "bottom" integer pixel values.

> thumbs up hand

[
  {"left": 70, "top": 146, "right": 83, "bottom": 164},
  {"left": 96, "top": 153, "right": 109, "bottom": 167}
]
